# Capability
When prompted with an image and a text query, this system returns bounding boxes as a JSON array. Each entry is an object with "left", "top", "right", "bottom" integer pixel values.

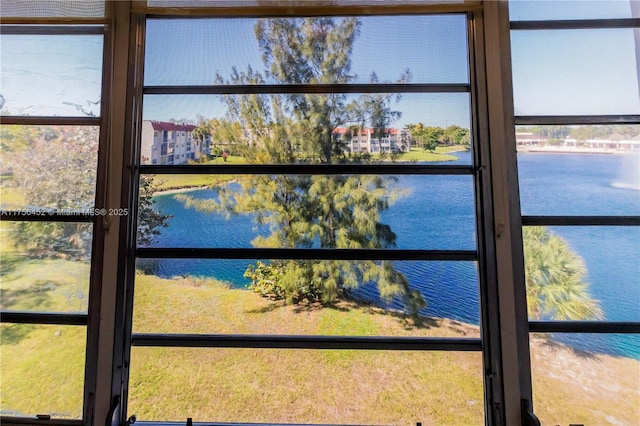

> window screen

[{"left": 127, "top": 12, "right": 486, "bottom": 424}]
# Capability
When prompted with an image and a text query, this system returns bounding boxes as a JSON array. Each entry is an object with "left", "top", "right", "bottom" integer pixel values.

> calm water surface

[{"left": 148, "top": 151, "right": 640, "bottom": 359}]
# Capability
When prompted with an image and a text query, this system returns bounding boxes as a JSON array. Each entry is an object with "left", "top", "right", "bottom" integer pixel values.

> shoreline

[
  {"left": 151, "top": 271, "right": 640, "bottom": 361},
  {"left": 153, "top": 185, "right": 211, "bottom": 196},
  {"left": 151, "top": 151, "right": 467, "bottom": 196},
  {"left": 517, "top": 146, "right": 640, "bottom": 155},
  {"left": 153, "top": 178, "right": 239, "bottom": 196}
]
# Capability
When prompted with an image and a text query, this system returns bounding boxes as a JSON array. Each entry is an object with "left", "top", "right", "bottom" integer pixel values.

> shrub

[{"left": 244, "top": 260, "right": 323, "bottom": 303}]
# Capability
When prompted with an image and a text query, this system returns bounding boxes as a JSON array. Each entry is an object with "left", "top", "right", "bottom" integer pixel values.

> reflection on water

[{"left": 612, "top": 152, "right": 640, "bottom": 191}]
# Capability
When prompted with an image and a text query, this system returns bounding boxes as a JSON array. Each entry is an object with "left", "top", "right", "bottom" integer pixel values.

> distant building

[
  {"left": 516, "top": 131, "right": 640, "bottom": 151},
  {"left": 515, "top": 132, "right": 549, "bottom": 147},
  {"left": 141, "top": 120, "right": 210, "bottom": 165},
  {"left": 333, "top": 127, "right": 409, "bottom": 154},
  {"left": 563, "top": 136, "right": 640, "bottom": 150}
]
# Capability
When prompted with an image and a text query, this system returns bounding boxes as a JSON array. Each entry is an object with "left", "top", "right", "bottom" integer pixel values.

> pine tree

[{"left": 180, "top": 17, "right": 426, "bottom": 317}]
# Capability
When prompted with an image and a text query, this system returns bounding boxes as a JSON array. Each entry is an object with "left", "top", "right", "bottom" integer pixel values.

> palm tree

[{"left": 523, "top": 227, "right": 603, "bottom": 320}]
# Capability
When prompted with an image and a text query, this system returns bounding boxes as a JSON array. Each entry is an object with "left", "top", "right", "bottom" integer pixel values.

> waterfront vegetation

[
  {"left": 2, "top": 238, "right": 639, "bottom": 423},
  {"left": 148, "top": 147, "right": 462, "bottom": 193}
]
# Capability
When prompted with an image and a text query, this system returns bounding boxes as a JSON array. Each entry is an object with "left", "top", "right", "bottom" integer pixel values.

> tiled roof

[
  {"left": 333, "top": 127, "right": 399, "bottom": 135},
  {"left": 148, "top": 120, "right": 196, "bottom": 132}
]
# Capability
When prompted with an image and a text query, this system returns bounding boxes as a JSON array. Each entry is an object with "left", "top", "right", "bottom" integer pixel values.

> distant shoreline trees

[
  {"left": 406, "top": 123, "right": 471, "bottom": 152},
  {"left": 518, "top": 124, "right": 639, "bottom": 141}
]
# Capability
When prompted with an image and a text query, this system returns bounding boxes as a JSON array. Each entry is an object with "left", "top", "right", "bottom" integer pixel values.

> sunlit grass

[
  {"left": 0, "top": 229, "right": 90, "bottom": 312},
  {"left": 1, "top": 323, "right": 86, "bottom": 419},
  {"left": 391, "top": 147, "right": 464, "bottom": 162},
  {"left": 0, "top": 176, "right": 25, "bottom": 208},
  {"left": 2, "top": 259, "right": 639, "bottom": 424},
  {"left": 150, "top": 148, "right": 468, "bottom": 192},
  {"left": 153, "top": 174, "right": 235, "bottom": 192},
  {"left": 436, "top": 145, "right": 469, "bottom": 154},
  {"left": 201, "top": 155, "right": 245, "bottom": 165},
  {"left": 149, "top": 156, "right": 245, "bottom": 191},
  {"left": 128, "top": 275, "right": 484, "bottom": 424},
  {"left": 128, "top": 346, "right": 483, "bottom": 424}
]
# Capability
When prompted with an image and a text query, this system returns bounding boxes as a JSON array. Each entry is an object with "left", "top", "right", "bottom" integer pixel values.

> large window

[
  {"left": 4, "top": 2, "right": 638, "bottom": 425},
  {"left": 510, "top": 1, "right": 640, "bottom": 424},
  {"left": 122, "top": 8, "right": 493, "bottom": 425},
  {"left": 0, "top": 2, "right": 108, "bottom": 422}
]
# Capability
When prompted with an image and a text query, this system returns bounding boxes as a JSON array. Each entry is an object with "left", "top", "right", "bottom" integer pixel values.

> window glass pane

[
  {"left": 133, "top": 260, "right": 480, "bottom": 334},
  {"left": 138, "top": 174, "right": 476, "bottom": 250},
  {"left": 523, "top": 226, "right": 640, "bottom": 322},
  {"left": 0, "top": 0, "right": 105, "bottom": 18},
  {"left": 530, "top": 333, "right": 639, "bottom": 425},
  {"left": 144, "top": 15, "right": 469, "bottom": 85},
  {"left": 0, "top": 323, "right": 86, "bottom": 418},
  {"left": 517, "top": 138, "right": 640, "bottom": 215},
  {"left": 511, "top": 29, "right": 640, "bottom": 115},
  {"left": 129, "top": 347, "right": 483, "bottom": 424},
  {"left": 0, "top": 222, "right": 92, "bottom": 313},
  {"left": 0, "top": 35, "right": 103, "bottom": 117},
  {"left": 0, "top": 126, "right": 100, "bottom": 210},
  {"left": 509, "top": 0, "right": 635, "bottom": 21},
  {"left": 141, "top": 93, "right": 472, "bottom": 165}
]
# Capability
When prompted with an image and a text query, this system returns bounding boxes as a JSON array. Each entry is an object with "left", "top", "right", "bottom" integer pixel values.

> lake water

[{"left": 148, "top": 151, "right": 640, "bottom": 359}]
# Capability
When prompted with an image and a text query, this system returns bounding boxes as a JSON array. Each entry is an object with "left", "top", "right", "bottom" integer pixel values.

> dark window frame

[{"left": 115, "top": 5, "right": 510, "bottom": 425}]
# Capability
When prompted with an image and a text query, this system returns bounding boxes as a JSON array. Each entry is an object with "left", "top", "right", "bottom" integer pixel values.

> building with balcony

[
  {"left": 333, "top": 127, "right": 410, "bottom": 154},
  {"left": 140, "top": 120, "right": 207, "bottom": 165}
]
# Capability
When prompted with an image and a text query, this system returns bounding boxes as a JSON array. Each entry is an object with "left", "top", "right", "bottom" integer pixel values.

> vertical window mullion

[{"left": 0, "top": 22, "right": 106, "bottom": 426}]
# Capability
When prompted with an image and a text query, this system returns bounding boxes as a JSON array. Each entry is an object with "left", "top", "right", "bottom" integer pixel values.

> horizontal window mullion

[
  {"left": 0, "top": 311, "right": 88, "bottom": 326},
  {"left": 510, "top": 18, "right": 640, "bottom": 31},
  {"left": 143, "top": 83, "right": 471, "bottom": 95},
  {"left": 0, "top": 116, "right": 102, "bottom": 126},
  {"left": 0, "top": 17, "right": 107, "bottom": 25},
  {"left": 522, "top": 216, "right": 640, "bottom": 226},
  {"left": 135, "top": 248, "right": 477, "bottom": 261},
  {"left": 0, "top": 417, "right": 84, "bottom": 426},
  {"left": 515, "top": 115, "right": 640, "bottom": 126},
  {"left": 140, "top": 3, "right": 481, "bottom": 18},
  {"left": 0, "top": 211, "right": 95, "bottom": 222},
  {"left": 0, "top": 25, "right": 105, "bottom": 35},
  {"left": 131, "top": 333, "right": 483, "bottom": 351},
  {"left": 139, "top": 164, "right": 475, "bottom": 175},
  {"left": 529, "top": 321, "right": 640, "bottom": 334}
]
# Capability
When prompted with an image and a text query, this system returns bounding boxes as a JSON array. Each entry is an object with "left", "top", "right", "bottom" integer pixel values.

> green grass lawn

[
  {"left": 1, "top": 323, "right": 86, "bottom": 418},
  {"left": 1, "top": 230, "right": 89, "bottom": 418},
  {"left": 128, "top": 275, "right": 484, "bottom": 424},
  {"left": 153, "top": 174, "right": 235, "bottom": 191},
  {"left": 3, "top": 256, "right": 639, "bottom": 424},
  {"left": 391, "top": 146, "right": 464, "bottom": 162},
  {"left": 0, "top": 175, "right": 25, "bottom": 208},
  {"left": 152, "top": 156, "right": 245, "bottom": 191},
  {"left": 152, "top": 149, "right": 467, "bottom": 192}
]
